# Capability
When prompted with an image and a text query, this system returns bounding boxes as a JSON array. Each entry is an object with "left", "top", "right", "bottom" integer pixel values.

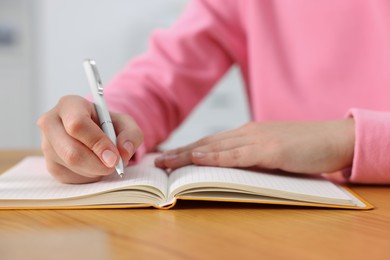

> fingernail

[
  {"left": 192, "top": 151, "right": 205, "bottom": 159},
  {"left": 123, "top": 141, "right": 134, "bottom": 155},
  {"left": 102, "top": 150, "right": 117, "bottom": 167}
]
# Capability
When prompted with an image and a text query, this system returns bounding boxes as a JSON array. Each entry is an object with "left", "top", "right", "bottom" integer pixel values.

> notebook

[{"left": 0, "top": 154, "right": 373, "bottom": 209}]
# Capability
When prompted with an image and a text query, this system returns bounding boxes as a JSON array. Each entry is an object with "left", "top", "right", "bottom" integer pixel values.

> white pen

[{"left": 83, "top": 59, "right": 124, "bottom": 178}]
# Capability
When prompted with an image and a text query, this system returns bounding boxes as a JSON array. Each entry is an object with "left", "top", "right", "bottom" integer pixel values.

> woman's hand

[
  {"left": 37, "top": 95, "right": 143, "bottom": 184},
  {"left": 155, "top": 119, "right": 355, "bottom": 174}
]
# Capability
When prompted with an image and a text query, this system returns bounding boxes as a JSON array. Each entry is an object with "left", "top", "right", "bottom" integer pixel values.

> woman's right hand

[{"left": 37, "top": 95, "right": 143, "bottom": 184}]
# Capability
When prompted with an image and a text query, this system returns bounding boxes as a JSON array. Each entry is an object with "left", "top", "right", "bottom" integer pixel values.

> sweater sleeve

[
  {"left": 102, "top": 0, "right": 240, "bottom": 157},
  {"left": 343, "top": 108, "right": 390, "bottom": 184}
]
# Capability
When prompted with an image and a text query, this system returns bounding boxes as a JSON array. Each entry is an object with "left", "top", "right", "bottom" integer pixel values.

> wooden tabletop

[{"left": 1, "top": 150, "right": 390, "bottom": 260}]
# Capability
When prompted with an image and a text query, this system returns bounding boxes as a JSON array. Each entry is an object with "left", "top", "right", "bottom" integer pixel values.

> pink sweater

[{"left": 104, "top": 0, "right": 390, "bottom": 184}]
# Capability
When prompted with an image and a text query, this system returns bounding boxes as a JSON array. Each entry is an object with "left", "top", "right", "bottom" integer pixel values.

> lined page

[
  {"left": 0, "top": 155, "right": 168, "bottom": 201},
  {"left": 168, "top": 166, "right": 352, "bottom": 202}
]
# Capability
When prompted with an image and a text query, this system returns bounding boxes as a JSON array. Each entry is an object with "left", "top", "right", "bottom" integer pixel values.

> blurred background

[{"left": 0, "top": 0, "right": 249, "bottom": 150}]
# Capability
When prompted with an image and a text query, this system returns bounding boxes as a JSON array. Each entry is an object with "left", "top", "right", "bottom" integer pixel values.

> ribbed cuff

[{"left": 344, "top": 108, "right": 390, "bottom": 184}]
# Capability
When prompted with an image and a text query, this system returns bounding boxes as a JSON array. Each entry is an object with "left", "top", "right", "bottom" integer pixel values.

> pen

[{"left": 83, "top": 59, "right": 124, "bottom": 178}]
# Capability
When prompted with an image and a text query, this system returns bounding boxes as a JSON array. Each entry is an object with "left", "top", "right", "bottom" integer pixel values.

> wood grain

[{"left": 1, "top": 150, "right": 390, "bottom": 259}]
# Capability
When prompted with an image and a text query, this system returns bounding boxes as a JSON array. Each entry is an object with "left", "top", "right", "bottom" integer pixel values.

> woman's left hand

[{"left": 154, "top": 119, "right": 355, "bottom": 174}]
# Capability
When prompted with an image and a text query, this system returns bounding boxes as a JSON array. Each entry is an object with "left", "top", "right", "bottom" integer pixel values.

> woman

[{"left": 38, "top": 0, "right": 390, "bottom": 184}]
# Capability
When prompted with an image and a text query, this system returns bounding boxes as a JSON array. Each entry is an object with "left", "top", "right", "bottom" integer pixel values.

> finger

[
  {"left": 191, "top": 147, "right": 252, "bottom": 168},
  {"left": 39, "top": 111, "right": 114, "bottom": 177},
  {"left": 155, "top": 136, "right": 251, "bottom": 169},
  {"left": 163, "top": 127, "right": 246, "bottom": 156},
  {"left": 191, "top": 144, "right": 276, "bottom": 168},
  {"left": 46, "top": 159, "right": 102, "bottom": 184},
  {"left": 40, "top": 135, "right": 103, "bottom": 183},
  {"left": 154, "top": 138, "right": 227, "bottom": 169},
  {"left": 154, "top": 132, "right": 234, "bottom": 169},
  {"left": 111, "top": 112, "right": 144, "bottom": 164},
  {"left": 57, "top": 99, "right": 120, "bottom": 169},
  {"left": 155, "top": 150, "right": 192, "bottom": 169}
]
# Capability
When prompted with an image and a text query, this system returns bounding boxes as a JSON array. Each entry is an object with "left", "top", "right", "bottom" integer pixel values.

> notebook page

[
  {"left": 168, "top": 166, "right": 352, "bottom": 202},
  {"left": 0, "top": 156, "right": 168, "bottom": 201}
]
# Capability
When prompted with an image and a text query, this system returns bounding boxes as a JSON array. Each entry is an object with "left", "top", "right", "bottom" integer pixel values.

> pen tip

[{"left": 116, "top": 165, "right": 124, "bottom": 178}]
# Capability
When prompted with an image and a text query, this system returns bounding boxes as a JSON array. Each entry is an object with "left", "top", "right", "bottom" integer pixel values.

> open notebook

[{"left": 0, "top": 154, "right": 372, "bottom": 209}]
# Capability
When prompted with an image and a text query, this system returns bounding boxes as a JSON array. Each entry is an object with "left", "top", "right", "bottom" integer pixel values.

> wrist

[{"left": 334, "top": 118, "right": 355, "bottom": 169}]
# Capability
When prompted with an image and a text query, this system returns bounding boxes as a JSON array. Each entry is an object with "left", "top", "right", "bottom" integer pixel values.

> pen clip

[{"left": 89, "top": 60, "right": 104, "bottom": 95}]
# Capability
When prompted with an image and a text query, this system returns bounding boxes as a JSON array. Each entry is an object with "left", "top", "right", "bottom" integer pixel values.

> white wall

[
  {"left": 0, "top": 0, "right": 35, "bottom": 148},
  {"left": 1, "top": 0, "right": 250, "bottom": 149},
  {"left": 35, "top": 0, "right": 188, "bottom": 112}
]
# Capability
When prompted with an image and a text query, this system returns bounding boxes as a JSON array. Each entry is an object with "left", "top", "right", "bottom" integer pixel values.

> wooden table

[{"left": 1, "top": 150, "right": 390, "bottom": 259}]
